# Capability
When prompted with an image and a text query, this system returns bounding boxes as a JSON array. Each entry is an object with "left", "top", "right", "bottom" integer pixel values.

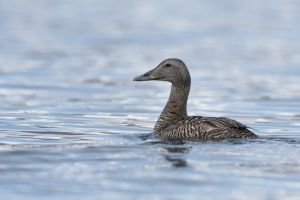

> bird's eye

[{"left": 165, "top": 63, "right": 171, "bottom": 67}]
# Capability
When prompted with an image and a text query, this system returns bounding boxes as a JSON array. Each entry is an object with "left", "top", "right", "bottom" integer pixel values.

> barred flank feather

[{"left": 156, "top": 116, "right": 257, "bottom": 140}]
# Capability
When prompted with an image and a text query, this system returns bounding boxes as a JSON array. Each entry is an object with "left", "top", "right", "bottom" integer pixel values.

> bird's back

[{"left": 156, "top": 116, "right": 257, "bottom": 140}]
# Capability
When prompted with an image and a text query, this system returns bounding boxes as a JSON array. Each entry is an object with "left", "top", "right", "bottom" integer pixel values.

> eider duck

[{"left": 133, "top": 58, "right": 258, "bottom": 140}]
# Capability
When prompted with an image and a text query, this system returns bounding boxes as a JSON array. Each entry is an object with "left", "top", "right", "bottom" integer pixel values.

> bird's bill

[{"left": 133, "top": 68, "right": 158, "bottom": 81}]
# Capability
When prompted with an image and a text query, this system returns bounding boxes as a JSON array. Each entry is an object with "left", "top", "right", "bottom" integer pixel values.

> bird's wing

[
  {"left": 200, "top": 117, "right": 247, "bottom": 129},
  {"left": 175, "top": 116, "right": 246, "bottom": 131},
  {"left": 161, "top": 116, "right": 255, "bottom": 140}
]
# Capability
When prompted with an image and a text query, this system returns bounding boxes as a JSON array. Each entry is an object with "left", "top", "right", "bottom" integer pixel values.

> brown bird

[{"left": 133, "top": 58, "right": 258, "bottom": 140}]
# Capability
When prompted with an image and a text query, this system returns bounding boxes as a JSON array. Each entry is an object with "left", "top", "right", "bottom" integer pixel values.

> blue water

[{"left": 0, "top": 0, "right": 300, "bottom": 199}]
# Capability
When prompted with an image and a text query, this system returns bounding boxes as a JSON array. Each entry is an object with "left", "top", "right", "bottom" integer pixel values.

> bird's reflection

[
  {"left": 164, "top": 155, "right": 188, "bottom": 168},
  {"left": 163, "top": 146, "right": 191, "bottom": 168},
  {"left": 164, "top": 146, "right": 191, "bottom": 153}
]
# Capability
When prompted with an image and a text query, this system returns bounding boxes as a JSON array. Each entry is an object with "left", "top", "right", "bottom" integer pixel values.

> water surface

[{"left": 0, "top": 0, "right": 300, "bottom": 199}]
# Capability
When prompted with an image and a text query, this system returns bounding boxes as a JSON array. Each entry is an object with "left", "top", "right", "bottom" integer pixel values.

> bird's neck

[{"left": 154, "top": 85, "right": 190, "bottom": 132}]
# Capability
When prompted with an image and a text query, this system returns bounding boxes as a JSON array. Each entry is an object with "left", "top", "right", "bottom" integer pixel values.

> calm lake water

[{"left": 0, "top": 0, "right": 300, "bottom": 199}]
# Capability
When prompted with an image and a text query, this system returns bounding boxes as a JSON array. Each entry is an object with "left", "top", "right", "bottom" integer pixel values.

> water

[{"left": 0, "top": 0, "right": 300, "bottom": 199}]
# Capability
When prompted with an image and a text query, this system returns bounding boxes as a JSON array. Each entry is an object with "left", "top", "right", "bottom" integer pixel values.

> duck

[{"left": 133, "top": 58, "right": 258, "bottom": 140}]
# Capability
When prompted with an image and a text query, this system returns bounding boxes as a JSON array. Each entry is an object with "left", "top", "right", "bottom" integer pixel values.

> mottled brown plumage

[{"left": 133, "top": 58, "right": 258, "bottom": 140}]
